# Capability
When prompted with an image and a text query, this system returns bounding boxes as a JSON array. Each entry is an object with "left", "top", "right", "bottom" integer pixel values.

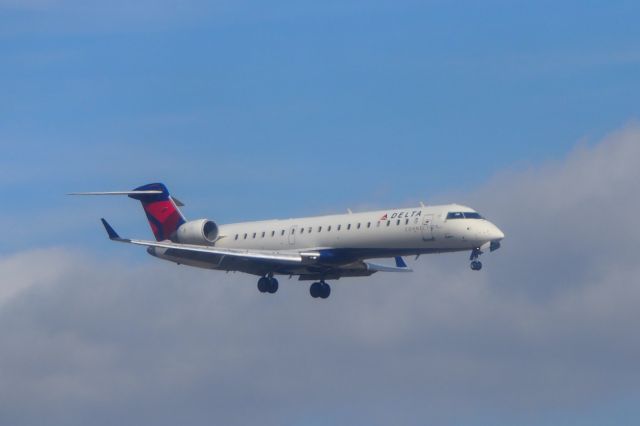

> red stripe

[{"left": 143, "top": 200, "right": 183, "bottom": 240}]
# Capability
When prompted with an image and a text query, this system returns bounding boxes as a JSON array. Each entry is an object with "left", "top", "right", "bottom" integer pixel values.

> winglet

[
  {"left": 365, "top": 257, "right": 413, "bottom": 273},
  {"left": 101, "top": 218, "right": 120, "bottom": 240},
  {"left": 395, "top": 256, "right": 408, "bottom": 268}
]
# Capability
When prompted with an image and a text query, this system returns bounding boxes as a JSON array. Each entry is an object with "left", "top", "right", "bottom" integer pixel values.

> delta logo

[{"left": 380, "top": 210, "right": 422, "bottom": 221}]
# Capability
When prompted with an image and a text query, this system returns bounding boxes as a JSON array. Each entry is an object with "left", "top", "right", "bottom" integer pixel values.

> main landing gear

[
  {"left": 309, "top": 281, "right": 331, "bottom": 299},
  {"left": 257, "top": 275, "right": 279, "bottom": 294},
  {"left": 257, "top": 275, "right": 331, "bottom": 299},
  {"left": 470, "top": 248, "right": 483, "bottom": 271}
]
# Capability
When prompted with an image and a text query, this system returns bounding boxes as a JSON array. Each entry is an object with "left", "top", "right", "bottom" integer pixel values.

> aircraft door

[{"left": 421, "top": 214, "right": 434, "bottom": 241}]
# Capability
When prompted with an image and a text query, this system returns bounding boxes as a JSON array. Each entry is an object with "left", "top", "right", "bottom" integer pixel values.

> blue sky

[
  {"left": 2, "top": 2, "right": 640, "bottom": 425},
  {"left": 3, "top": 0, "right": 639, "bottom": 252}
]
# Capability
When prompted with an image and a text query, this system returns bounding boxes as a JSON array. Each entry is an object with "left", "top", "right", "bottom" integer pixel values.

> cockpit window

[
  {"left": 463, "top": 212, "right": 483, "bottom": 219},
  {"left": 447, "top": 212, "right": 483, "bottom": 220}
]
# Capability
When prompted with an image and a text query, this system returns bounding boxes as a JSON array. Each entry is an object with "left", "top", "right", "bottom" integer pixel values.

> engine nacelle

[{"left": 174, "top": 219, "right": 219, "bottom": 245}]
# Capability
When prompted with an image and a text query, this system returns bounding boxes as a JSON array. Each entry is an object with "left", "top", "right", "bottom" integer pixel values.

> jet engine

[{"left": 174, "top": 219, "right": 219, "bottom": 245}]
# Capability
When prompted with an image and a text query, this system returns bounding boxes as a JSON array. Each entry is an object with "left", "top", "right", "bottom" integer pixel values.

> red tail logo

[{"left": 128, "top": 183, "right": 186, "bottom": 241}]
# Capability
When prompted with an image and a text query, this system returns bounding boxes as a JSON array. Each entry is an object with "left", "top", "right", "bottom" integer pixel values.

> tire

[
  {"left": 268, "top": 278, "right": 279, "bottom": 294},
  {"left": 320, "top": 283, "right": 331, "bottom": 299},
  {"left": 310, "top": 282, "right": 321, "bottom": 298},
  {"left": 257, "top": 277, "right": 269, "bottom": 293}
]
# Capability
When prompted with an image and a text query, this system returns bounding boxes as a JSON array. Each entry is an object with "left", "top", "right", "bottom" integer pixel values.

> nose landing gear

[
  {"left": 309, "top": 281, "right": 331, "bottom": 299},
  {"left": 470, "top": 248, "right": 483, "bottom": 271},
  {"left": 257, "top": 275, "right": 279, "bottom": 294}
]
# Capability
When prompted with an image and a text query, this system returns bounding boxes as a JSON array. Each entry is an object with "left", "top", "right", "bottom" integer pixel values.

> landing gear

[
  {"left": 267, "top": 278, "right": 278, "bottom": 293},
  {"left": 257, "top": 276, "right": 279, "bottom": 294},
  {"left": 470, "top": 248, "right": 483, "bottom": 271},
  {"left": 310, "top": 281, "right": 331, "bottom": 299}
]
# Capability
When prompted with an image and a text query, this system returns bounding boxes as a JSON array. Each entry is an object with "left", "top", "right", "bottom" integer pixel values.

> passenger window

[
  {"left": 396, "top": 219, "right": 401, "bottom": 225},
  {"left": 252, "top": 232, "right": 256, "bottom": 238},
  {"left": 308, "top": 227, "right": 312, "bottom": 233},
  {"left": 300, "top": 228, "right": 304, "bottom": 234},
  {"left": 405, "top": 218, "right": 409, "bottom": 225},
  {"left": 386, "top": 220, "right": 390, "bottom": 226},
  {"left": 243, "top": 233, "right": 247, "bottom": 239},
  {"left": 367, "top": 222, "right": 371, "bottom": 228},
  {"left": 281, "top": 230, "right": 285, "bottom": 236},
  {"left": 357, "top": 223, "right": 361, "bottom": 229},
  {"left": 234, "top": 234, "right": 238, "bottom": 240},
  {"left": 347, "top": 224, "right": 351, "bottom": 230},
  {"left": 337, "top": 225, "right": 341, "bottom": 231},
  {"left": 271, "top": 230, "right": 275, "bottom": 237},
  {"left": 261, "top": 232, "right": 265, "bottom": 238},
  {"left": 327, "top": 226, "right": 331, "bottom": 232},
  {"left": 291, "top": 228, "right": 295, "bottom": 234},
  {"left": 318, "top": 226, "right": 322, "bottom": 232}
]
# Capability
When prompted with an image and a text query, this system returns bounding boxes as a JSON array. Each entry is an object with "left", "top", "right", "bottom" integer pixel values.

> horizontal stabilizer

[{"left": 69, "top": 190, "right": 163, "bottom": 196}]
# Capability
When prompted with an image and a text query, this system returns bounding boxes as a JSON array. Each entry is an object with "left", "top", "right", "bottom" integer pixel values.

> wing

[
  {"left": 101, "top": 218, "right": 301, "bottom": 264},
  {"left": 100, "top": 219, "right": 411, "bottom": 278}
]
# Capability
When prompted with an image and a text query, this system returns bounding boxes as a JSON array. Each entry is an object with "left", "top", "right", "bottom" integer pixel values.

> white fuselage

[
  {"left": 213, "top": 203, "right": 503, "bottom": 256},
  {"left": 145, "top": 202, "right": 505, "bottom": 282}
]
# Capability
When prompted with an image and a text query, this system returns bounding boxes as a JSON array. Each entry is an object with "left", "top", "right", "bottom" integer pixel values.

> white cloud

[
  {"left": 0, "top": 248, "right": 72, "bottom": 306},
  {"left": 1, "top": 124, "right": 640, "bottom": 425}
]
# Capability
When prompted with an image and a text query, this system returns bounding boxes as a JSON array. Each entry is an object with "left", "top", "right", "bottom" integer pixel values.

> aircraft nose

[{"left": 488, "top": 224, "right": 505, "bottom": 240}]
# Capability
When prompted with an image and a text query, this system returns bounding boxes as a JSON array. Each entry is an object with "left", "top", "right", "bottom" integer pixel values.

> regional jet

[{"left": 73, "top": 183, "right": 504, "bottom": 299}]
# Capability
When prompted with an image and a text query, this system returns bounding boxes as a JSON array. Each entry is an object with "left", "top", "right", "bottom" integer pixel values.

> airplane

[{"left": 72, "top": 182, "right": 504, "bottom": 299}]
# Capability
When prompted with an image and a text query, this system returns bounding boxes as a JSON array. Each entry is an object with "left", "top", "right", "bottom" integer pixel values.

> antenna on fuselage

[
  {"left": 347, "top": 208, "right": 353, "bottom": 214},
  {"left": 420, "top": 201, "right": 426, "bottom": 207}
]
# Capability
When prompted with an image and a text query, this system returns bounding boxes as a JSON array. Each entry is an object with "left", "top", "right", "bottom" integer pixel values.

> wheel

[
  {"left": 257, "top": 277, "right": 269, "bottom": 292},
  {"left": 310, "top": 282, "right": 320, "bottom": 298},
  {"left": 470, "top": 261, "right": 483, "bottom": 271},
  {"left": 267, "top": 278, "right": 279, "bottom": 294},
  {"left": 309, "top": 282, "right": 321, "bottom": 298},
  {"left": 320, "top": 282, "right": 331, "bottom": 299}
]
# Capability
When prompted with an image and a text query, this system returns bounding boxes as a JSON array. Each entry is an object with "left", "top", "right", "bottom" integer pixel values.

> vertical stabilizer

[{"left": 127, "top": 183, "right": 186, "bottom": 241}]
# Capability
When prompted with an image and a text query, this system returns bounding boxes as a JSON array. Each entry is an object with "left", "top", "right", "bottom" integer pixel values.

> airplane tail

[
  {"left": 70, "top": 182, "right": 186, "bottom": 241},
  {"left": 127, "top": 183, "right": 186, "bottom": 241}
]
